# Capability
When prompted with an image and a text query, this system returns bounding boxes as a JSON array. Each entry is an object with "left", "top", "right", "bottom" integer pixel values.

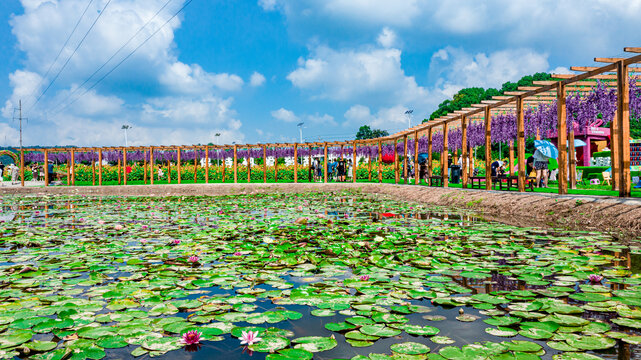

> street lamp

[
  {"left": 404, "top": 110, "right": 414, "bottom": 129},
  {"left": 297, "top": 122, "right": 305, "bottom": 143},
  {"left": 121, "top": 125, "right": 131, "bottom": 147},
  {"left": 214, "top": 133, "right": 221, "bottom": 146}
]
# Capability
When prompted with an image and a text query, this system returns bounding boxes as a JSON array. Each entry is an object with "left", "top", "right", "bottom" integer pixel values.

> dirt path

[{"left": 3, "top": 183, "right": 641, "bottom": 237}]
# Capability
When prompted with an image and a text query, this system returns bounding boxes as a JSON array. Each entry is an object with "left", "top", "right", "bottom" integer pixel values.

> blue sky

[{"left": 0, "top": 0, "right": 639, "bottom": 147}]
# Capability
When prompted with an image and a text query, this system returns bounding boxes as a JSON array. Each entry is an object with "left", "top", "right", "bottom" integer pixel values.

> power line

[
  {"left": 50, "top": 0, "right": 194, "bottom": 117},
  {"left": 26, "top": 0, "right": 96, "bottom": 109},
  {"left": 49, "top": 0, "right": 176, "bottom": 115},
  {"left": 28, "top": 0, "right": 113, "bottom": 114}
]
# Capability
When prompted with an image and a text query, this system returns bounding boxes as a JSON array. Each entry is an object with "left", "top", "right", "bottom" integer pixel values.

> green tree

[
  {"left": 355, "top": 125, "right": 389, "bottom": 139},
  {"left": 424, "top": 72, "right": 551, "bottom": 122}
]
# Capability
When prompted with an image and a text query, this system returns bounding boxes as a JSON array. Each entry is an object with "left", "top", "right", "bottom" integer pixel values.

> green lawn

[{"left": 57, "top": 177, "right": 641, "bottom": 197}]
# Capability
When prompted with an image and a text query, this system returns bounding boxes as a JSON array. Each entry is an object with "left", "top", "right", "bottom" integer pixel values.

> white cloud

[
  {"left": 287, "top": 45, "right": 430, "bottom": 106},
  {"left": 5, "top": 0, "right": 248, "bottom": 146},
  {"left": 322, "top": 0, "right": 420, "bottom": 26},
  {"left": 429, "top": 47, "right": 550, "bottom": 98},
  {"left": 249, "top": 71, "right": 266, "bottom": 87},
  {"left": 271, "top": 108, "right": 299, "bottom": 123},
  {"left": 307, "top": 113, "right": 336, "bottom": 126},
  {"left": 377, "top": 27, "right": 397, "bottom": 48},
  {"left": 344, "top": 104, "right": 409, "bottom": 130}
]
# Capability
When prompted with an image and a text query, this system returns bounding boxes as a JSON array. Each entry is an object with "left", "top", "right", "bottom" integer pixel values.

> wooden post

[
  {"left": 617, "top": 59, "right": 631, "bottom": 197},
  {"left": 263, "top": 145, "right": 267, "bottom": 183},
  {"left": 44, "top": 150, "right": 49, "bottom": 186},
  {"left": 353, "top": 141, "right": 357, "bottom": 183},
  {"left": 394, "top": 138, "right": 399, "bottom": 184},
  {"left": 443, "top": 122, "right": 449, "bottom": 187},
  {"left": 414, "top": 131, "right": 419, "bottom": 185},
  {"left": 324, "top": 142, "right": 328, "bottom": 183},
  {"left": 20, "top": 150, "right": 25, "bottom": 186},
  {"left": 378, "top": 140, "right": 382, "bottom": 183},
  {"left": 611, "top": 114, "right": 620, "bottom": 191},
  {"left": 177, "top": 148, "right": 181, "bottom": 184},
  {"left": 557, "top": 83, "right": 568, "bottom": 195},
  {"left": 516, "top": 96, "right": 526, "bottom": 192},
  {"left": 70, "top": 150, "right": 75, "bottom": 186},
  {"left": 428, "top": 127, "right": 433, "bottom": 184},
  {"left": 403, "top": 135, "right": 408, "bottom": 184},
  {"left": 123, "top": 149, "right": 127, "bottom": 186},
  {"left": 205, "top": 146, "right": 209, "bottom": 183},
  {"left": 556, "top": 82, "right": 568, "bottom": 195},
  {"left": 118, "top": 156, "right": 122, "bottom": 185},
  {"left": 461, "top": 117, "right": 468, "bottom": 188},
  {"left": 194, "top": 149, "right": 199, "bottom": 184},
  {"left": 368, "top": 144, "right": 373, "bottom": 181},
  {"left": 143, "top": 150, "right": 147, "bottom": 184},
  {"left": 247, "top": 150, "right": 251, "bottom": 183},
  {"left": 221, "top": 149, "right": 226, "bottom": 183},
  {"left": 294, "top": 144, "right": 298, "bottom": 183},
  {"left": 484, "top": 107, "right": 492, "bottom": 190},
  {"left": 150, "top": 147, "right": 154, "bottom": 185},
  {"left": 66, "top": 156, "right": 71, "bottom": 186},
  {"left": 568, "top": 129, "right": 577, "bottom": 189},
  {"left": 274, "top": 147, "right": 279, "bottom": 182},
  {"left": 308, "top": 146, "right": 313, "bottom": 182},
  {"left": 509, "top": 141, "right": 514, "bottom": 177},
  {"left": 98, "top": 150, "right": 102, "bottom": 186},
  {"left": 233, "top": 145, "right": 238, "bottom": 183},
  {"left": 92, "top": 153, "right": 96, "bottom": 186},
  {"left": 167, "top": 160, "right": 171, "bottom": 184},
  {"left": 469, "top": 144, "right": 474, "bottom": 179}
]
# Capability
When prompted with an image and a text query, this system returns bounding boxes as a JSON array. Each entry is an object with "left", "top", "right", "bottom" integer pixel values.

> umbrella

[
  {"left": 534, "top": 140, "right": 558, "bottom": 159},
  {"left": 568, "top": 139, "right": 587, "bottom": 147}
]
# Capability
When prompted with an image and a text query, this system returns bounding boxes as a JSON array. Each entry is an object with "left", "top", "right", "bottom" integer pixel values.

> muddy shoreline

[{"left": 3, "top": 183, "right": 641, "bottom": 237}]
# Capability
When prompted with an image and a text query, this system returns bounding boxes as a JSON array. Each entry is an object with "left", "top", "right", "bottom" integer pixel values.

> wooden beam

[
  {"left": 461, "top": 116, "right": 468, "bottom": 188},
  {"left": 557, "top": 83, "right": 568, "bottom": 194},
  {"left": 98, "top": 149, "right": 102, "bottom": 186},
  {"left": 484, "top": 107, "right": 492, "bottom": 190},
  {"left": 618, "top": 60, "right": 631, "bottom": 197},
  {"left": 233, "top": 145, "right": 238, "bottom": 183},
  {"left": 594, "top": 57, "right": 625, "bottom": 63},
  {"left": 150, "top": 147, "right": 154, "bottom": 185},
  {"left": 294, "top": 144, "right": 298, "bottom": 183},
  {"left": 569, "top": 129, "right": 577, "bottom": 189},
  {"left": 122, "top": 149, "right": 127, "bottom": 186},
  {"left": 263, "top": 145, "right": 267, "bottom": 183},
  {"left": 44, "top": 150, "right": 49, "bottom": 186},
  {"left": 442, "top": 122, "right": 449, "bottom": 188},
  {"left": 394, "top": 139, "right": 398, "bottom": 184},
  {"left": 414, "top": 130, "right": 419, "bottom": 185},
  {"left": 624, "top": 47, "right": 641, "bottom": 53},
  {"left": 428, "top": 127, "right": 433, "bottom": 185},
  {"left": 516, "top": 96, "right": 526, "bottom": 192},
  {"left": 378, "top": 140, "right": 382, "bottom": 183},
  {"left": 324, "top": 142, "right": 328, "bottom": 183},
  {"left": 205, "top": 146, "right": 209, "bottom": 183},
  {"left": 353, "top": 141, "right": 357, "bottom": 183}
]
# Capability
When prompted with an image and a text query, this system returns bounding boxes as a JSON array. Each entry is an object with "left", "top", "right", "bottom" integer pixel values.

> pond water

[{"left": 0, "top": 192, "right": 640, "bottom": 360}]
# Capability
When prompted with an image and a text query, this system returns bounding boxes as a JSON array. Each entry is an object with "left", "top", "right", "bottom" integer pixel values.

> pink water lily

[
  {"left": 172, "top": 239, "right": 181, "bottom": 245},
  {"left": 359, "top": 275, "right": 370, "bottom": 281},
  {"left": 240, "top": 330, "right": 262, "bottom": 346},
  {"left": 140, "top": 239, "right": 148, "bottom": 244},
  {"left": 141, "top": 225, "right": 149, "bottom": 230},
  {"left": 181, "top": 330, "right": 202, "bottom": 345},
  {"left": 188, "top": 256, "right": 199, "bottom": 263},
  {"left": 114, "top": 224, "right": 124, "bottom": 230},
  {"left": 588, "top": 274, "right": 604, "bottom": 283},
  {"left": 233, "top": 252, "right": 242, "bottom": 256}
]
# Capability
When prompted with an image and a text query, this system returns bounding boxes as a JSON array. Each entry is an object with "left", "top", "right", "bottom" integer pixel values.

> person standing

[
  {"left": 0, "top": 161, "right": 4, "bottom": 182},
  {"left": 10, "top": 163, "right": 18, "bottom": 184},
  {"left": 47, "top": 161, "right": 54, "bottom": 185},
  {"left": 533, "top": 149, "right": 549, "bottom": 188}
]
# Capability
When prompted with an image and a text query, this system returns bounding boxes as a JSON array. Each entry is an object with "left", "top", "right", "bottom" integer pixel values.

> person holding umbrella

[{"left": 533, "top": 149, "right": 550, "bottom": 188}]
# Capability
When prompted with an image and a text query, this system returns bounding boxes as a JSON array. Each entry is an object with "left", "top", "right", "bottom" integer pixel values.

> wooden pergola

[{"left": 17, "top": 47, "right": 641, "bottom": 197}]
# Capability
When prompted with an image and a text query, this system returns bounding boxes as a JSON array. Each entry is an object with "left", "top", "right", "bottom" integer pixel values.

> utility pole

[
  {"left": 121, "top": 125, "right": 131, "bottom": 147},
  {"left": 13, "top": 100, "right": 26, "bottom": 152}
]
